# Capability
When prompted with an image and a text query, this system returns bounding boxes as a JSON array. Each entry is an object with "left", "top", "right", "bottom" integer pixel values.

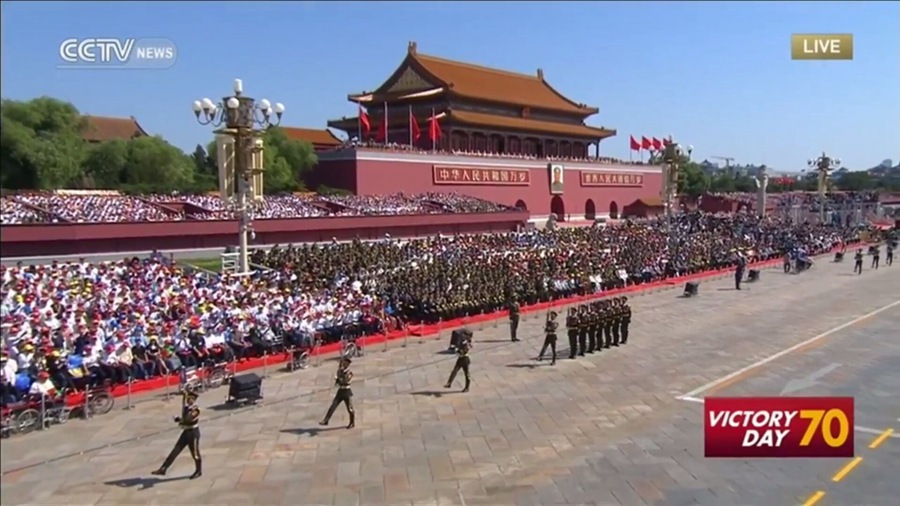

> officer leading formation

[
  {"left": 152, "top": 389, "right": 202, "bottom": 480},
  {"left": 320, "top": 357, "right": 355, "bottom": 429}
]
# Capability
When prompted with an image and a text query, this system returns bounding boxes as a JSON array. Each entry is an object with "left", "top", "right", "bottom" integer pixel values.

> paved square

[{"left": 1, "top": 259, "right": 897, "bottom": 505}]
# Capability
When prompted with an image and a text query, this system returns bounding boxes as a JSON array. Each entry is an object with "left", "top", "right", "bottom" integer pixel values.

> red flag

[
  {"left": 374, "top": 103, "right": 387, "bottom": 142},
  {"left": 652, "top": 137, "right": 663, "bottom": 151},
  {"left": 409, "top": 106, "right": 421, "bottom": 144},
  {"left": 641, "top": 136, "right": 652, "bottom": 150},
  {"left": 428, "top": 109, "right": 442, "bottom": 143},
  {"left": 629, "top": 135, "right": 641, "bottom": 151},
  {"left": 358, "top": 105, "right": 370, "bottom": 137}
]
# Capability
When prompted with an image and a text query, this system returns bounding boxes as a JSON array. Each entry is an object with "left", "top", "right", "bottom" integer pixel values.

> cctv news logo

[
  {"left": 704, "top": 397, "right": 854, "bottom": 458},
  {"left": 58, "top": 38, "right": 177, "bottom": 69}
]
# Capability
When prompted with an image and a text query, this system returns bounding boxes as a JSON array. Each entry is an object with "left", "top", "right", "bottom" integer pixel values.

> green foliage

[{"left": 0, "top": 97, "right": 319, "bottom": 194}]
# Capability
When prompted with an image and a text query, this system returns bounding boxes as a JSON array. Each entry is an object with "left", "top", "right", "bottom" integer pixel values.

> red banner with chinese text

[
  {"left": 433, "top": 166, "right": 531, "bottom": 185},
  {"left": 580, "top": 172, "right": 644, "bottom": 187}
]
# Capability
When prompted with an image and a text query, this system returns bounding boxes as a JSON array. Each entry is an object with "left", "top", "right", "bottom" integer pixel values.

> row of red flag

[
  {"left": 358, "top": 104, "right": 442, "bottom": 144},
  {"left": 629, "top": 136, "right": 671, "bottom": 152}
]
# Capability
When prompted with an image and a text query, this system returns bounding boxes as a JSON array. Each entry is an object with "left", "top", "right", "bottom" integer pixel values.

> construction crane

[{"left": 711, "top": 156, "right": 735, "bottom": 175}]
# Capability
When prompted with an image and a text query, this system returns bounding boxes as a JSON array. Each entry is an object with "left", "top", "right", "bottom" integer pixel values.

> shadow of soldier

[
  {"left": 104, "top": 476, "right": 190, "bottom": 490},
  {"left": 279, "top": 427, "right": 341, "bottom": 437},
  {"left": 410, "top": 390, "right": 458, "bottom": 398}
]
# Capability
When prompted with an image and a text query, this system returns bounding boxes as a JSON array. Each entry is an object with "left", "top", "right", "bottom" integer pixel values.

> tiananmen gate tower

[{"left": 313, "top": 42, "right": 662, "bottom": 220}]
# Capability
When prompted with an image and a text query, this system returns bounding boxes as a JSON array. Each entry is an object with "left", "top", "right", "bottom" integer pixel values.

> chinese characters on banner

[
  {"left": 580, "top": 171, "right": 645, "bottom": 187},
  {"left": 433, "top": 166, "right": 531, "bottom": 185}
]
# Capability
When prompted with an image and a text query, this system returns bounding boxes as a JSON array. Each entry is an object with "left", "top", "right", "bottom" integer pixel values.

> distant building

[
  {"left": 81, "top": 115, "right": 148, "bottom": 143},
  {"left": 280, "top": 127, "right": 343, "bottom": 152}
]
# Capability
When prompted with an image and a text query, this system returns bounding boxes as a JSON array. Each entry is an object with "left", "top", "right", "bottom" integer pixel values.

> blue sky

[{"left": 2, "top": 1, "right": 897, "bottom": 171}]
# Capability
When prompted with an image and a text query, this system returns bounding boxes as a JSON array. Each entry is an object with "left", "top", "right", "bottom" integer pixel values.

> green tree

[
  {"left": 0, "top": 97, "right": 88, "bottom": 189},
  {"left": 191, "top": 144, "right": 215, "bottom": 176},
  {"left": 264, "top": 127, "right": 317, "bottom": 184},
  {"left": 678, "top": 161, "right": 711, "bottom": 198},
  {"left": 82, "top": 140, "right": 129, "bottom": 188},
  {"left": 122, "top": 136, "right": 194, "bottom": 192},
  {"left": 835, "top": 171, "right": 875, "bottom": 191}
]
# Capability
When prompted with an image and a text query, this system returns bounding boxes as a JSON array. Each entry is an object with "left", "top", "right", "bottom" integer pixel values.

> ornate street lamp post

[
  {"left": 192, "top": 79, "right": 284, "bottom": 274},
  {"left": 807, "top": 152, "right": 840, "bottom": 224},
  {"left": 660, "top": 137, "right": 692, "bottom": 252}
]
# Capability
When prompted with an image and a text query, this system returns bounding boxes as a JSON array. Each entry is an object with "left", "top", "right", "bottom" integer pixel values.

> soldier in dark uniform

[
  {"left": 610, "top": 300, "right": 622, "bottom": 346},
  {"left": 577, "top": 305, "right": 589, "bottom": 356},
  {"left": 152, "top": 390, "right": 202, "bottom": 479},
  {"left": 619, "top": 297, "right": 632, "bottom": 344},
  {"left": 445, "top": 335, "right": 471, "bottom": 392},
  {"left": 734, "top": 251, "right": 747, "bottom": 290},
  {"left": 538, "top": 311, "right": 559, "bottom": 365},
  {"left": 887, "top": 243, "right": 894, "bottom": 266},
  {"left": 871, "top": 244, "right": 880, "bottom": 270},
  {"left": 566, "top": 307, "right": 579, "bottom": 360},
  {"left": 854, "top": 249, "right": 864, "bottom": 275},
  {"left": 508, "top": 300, "right": 521, "bottom": 342},
  {"left": 602, "top": 301, "right": 614, "bottom": 349},
  {"left": 586, "top": 303, "right": 598, "bottom": 353},
  {"left": 320, "top": 357, "right": 355, "bottom": 429}
]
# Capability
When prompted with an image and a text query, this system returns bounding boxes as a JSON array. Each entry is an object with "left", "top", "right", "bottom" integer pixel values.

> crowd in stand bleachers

[
  {"left": 14, "top": 194, "right": 184, "bottom": 223},
  {"left": 331, "top": 140, "right": 646, "bottom": 166},
  {"left": 1, "top": 212, "right": 872, "bottom": 405},
  {"left": 1, "top": 192, "right": 516, "bottom": 225}
]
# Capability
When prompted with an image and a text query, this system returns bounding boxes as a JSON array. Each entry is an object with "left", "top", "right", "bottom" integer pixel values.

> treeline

[
  {"left": 0, "top": 96, "right": 317, "bottom": 194},
  {"left": 676, "top": 160, "right": 900, "bottom": 199}
]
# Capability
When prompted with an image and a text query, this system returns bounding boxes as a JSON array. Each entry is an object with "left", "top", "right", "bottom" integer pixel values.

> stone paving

[{"left": 0, "top": 258, "right": 897, "bottom": 505}]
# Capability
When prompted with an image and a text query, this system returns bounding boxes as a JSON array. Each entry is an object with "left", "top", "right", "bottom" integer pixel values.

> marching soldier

[
  {"left": 577, "top": 305, "right": 589, "bottom": 356},
  {"left": 566, "top": 307, "right": 579, "bottom": 359},
  {"left": 445, "top": 333, "right": 471, "bottom": 392},
  {"left": 538, "top": 311, "right": 559, "bottom": 365},
  {"left": 586, "top": 303, "right": 599, "bottom": 353},
  {"left": 610, "top": 300, "right": 622, "bottom": 346},
  {"left": 152, "top": 389, "right": 202, "bottom": 479},
  {"left": 320, "top": 357, "right": 355, "bottom": 429},
  {"left": 854, "top": 249, "right": 864, "bottom": 275},
  {"left": 602, "top": 301, "right": 614, "bottom": 349},
  {"left": 508, "top": 300, "right": 521, "bottom": 342},
  {"left": 618, "top": 297, "right": 632, "bottom": 344},
  {"left": 887, "top": 243, "right": 894, "bottom": 266},
  {"left": 871, "top": 244, "right": 880, "bottom": 270}
]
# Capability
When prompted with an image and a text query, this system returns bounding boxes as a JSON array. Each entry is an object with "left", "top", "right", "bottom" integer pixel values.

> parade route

[{"left": 1, "top": 258, "right": 897, "bottom": 505}]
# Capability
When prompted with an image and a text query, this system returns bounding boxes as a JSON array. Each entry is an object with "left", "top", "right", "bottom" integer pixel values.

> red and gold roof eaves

[
  {"left": 448, "top": 110, "right": 615, "bottom": 139},
  {"left": 350, "top": 43, "right": 599, "bottom": 115}
]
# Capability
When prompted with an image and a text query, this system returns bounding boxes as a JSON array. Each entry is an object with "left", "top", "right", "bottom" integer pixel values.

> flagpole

[
  {"left": 431, "top": 107, "right": 436, "bottom": 152},
  {"left": 629, "top": 137, "right": 633, "bottom": 163},
  {"left": 384, "top": 102, "right": 389, "bottom": 145},
  {"left": 357, "top": 105, "right": 362, "bottom": 142}
]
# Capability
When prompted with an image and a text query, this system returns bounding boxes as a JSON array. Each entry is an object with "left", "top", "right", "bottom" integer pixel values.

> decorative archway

[
  {"left": 585, "top": 199, "right": 596, "bottom": 220},
  {"left": 514, "top": 199, "right": 528, "bottom": 211},
  {"left": 609, "top": 200, "right": 619, "bottom": 219},
  {"left": 550, "top": 195, "right": 566, "bottom": 221}
]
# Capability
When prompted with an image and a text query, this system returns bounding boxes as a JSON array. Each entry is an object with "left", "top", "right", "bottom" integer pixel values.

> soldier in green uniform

[
  {"left": 610, "top": 300, "right": 622, "bottom": 346},
  {"left": 566, "top": 307, "right": 579, "bottom": 360},
  {"left": 577, "top": 304, "right": 589, "bottom": 356},
  {"left": 445, "top": 335, "right": 471, "bottom": 392},
  {"left": 320, "top": 357, "right": 355, "bottom": 429},
  {"left": 152, "top": 390, "right": 203, "bottom": 479},
  {"left": 586, "top": 303, "right": 598, "bottom": 354},
  {"left": 538, "top": 311, "right": 559, "bottom": 365},
  {"left": 602, "top": 301, "right": 614, "bottom": 349},
  {"left": 618, "top": 297, "right": 632, "bottom": 344},
  {"left": 508, "top": 299, "right": 521, "bottom": 342}
]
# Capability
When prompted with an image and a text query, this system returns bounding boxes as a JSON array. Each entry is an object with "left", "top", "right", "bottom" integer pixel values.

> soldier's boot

[
  {"left": 190, "top": 459, "right": 202, "bottom": 480},
  {"left": 151, "top": 467, "right": 167, "bottom": 477},
  {"left": 347, "top": 410, "right": 356, "bottom": 429},
  {"left": 320, "top": 403, "right": 338, "bottom": 425},
  {"left": 587, "top": 335, "right": 596, "bottom": 354}
]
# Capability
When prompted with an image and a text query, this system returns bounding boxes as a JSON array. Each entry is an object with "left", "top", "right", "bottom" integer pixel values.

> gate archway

[
  {"left": 550, "top": 195, "right": 566, "bottom": 221},
  {"left": 609, "top": 200, "right": 619, "bottom": 219},
  {"left": 585, "top": 199, "right": 596, "bottom": 220},
  {"left": 514, "top": 199, "right": 527, "bottom": 211}
]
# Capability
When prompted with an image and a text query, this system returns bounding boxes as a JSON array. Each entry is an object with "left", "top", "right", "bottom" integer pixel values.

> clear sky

[{"left": 2, "top": 1, "right": 897, "bottom": 171}]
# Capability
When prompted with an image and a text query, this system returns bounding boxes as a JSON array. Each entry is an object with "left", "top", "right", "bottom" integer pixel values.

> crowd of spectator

[
  {"left": 331, "top": 140, "right": 645, "bottom": 166},
  {"left": 1, "top": 210, "right": 870, "bottom": 405},
  {"left": 1, "top": 192, "right": 515, "bottom": 225}
]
